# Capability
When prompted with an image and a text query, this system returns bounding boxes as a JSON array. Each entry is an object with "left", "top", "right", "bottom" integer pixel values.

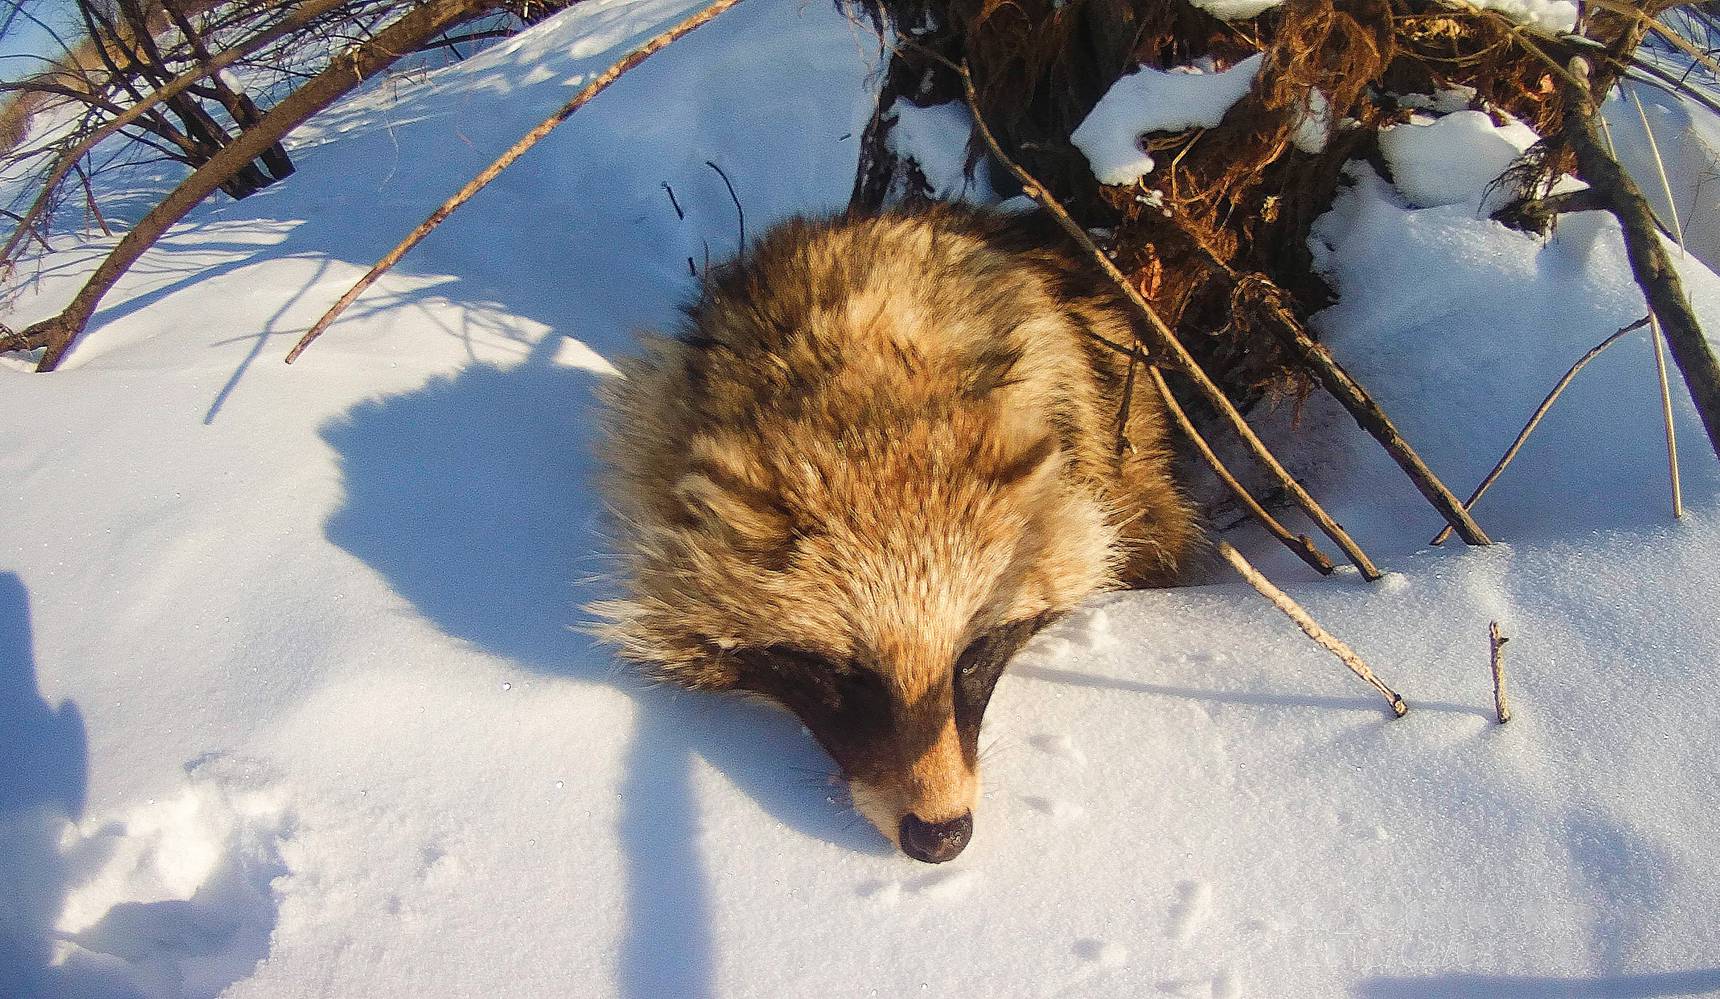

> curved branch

[
  {"left": 0, "top": 0, "right": 353, "bottom": 268},
  {"left": 12, "top": 0, "right": 498, "bottom": 371},
  {"left": 1431, "top": 317, "right": 1650, "bottom": 546}
]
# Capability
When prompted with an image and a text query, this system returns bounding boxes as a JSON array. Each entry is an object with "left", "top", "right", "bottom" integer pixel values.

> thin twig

[
  {"left": 1626, "top": 83, "right": 1686, "bottom": 250},
  {"left": 1650, "top": 313, "right": 1684, "bottom": 518},
  {"left": 704, "top": 158, "right": 744, "bottom": 253},
  {"left": 0, "top": 207, "right": 52, "bottom": 254},
  {"left": 1593, "top": 0, "right": 1720, "bottom": 80},
  {"left": 1489, "top": 621, "right": 1510, "bottom": 724},
  {"left": 1115, "top": 345, "right": 1140, "bottom": 456},
  {"left": 953, "top": 56, "right": 1382, "bottom": 580},
  {"left": 1622, "top": 84, "right": 1686, "bottom": 519},
  {"left": 72, "top": 159, "right": 110, "bottom": 237},
  {"left": 1624, "top": 58, "right": 1720, "bottom": 119},
  {"left": 1432, "top": 317, "right": 1650, "bottom": 545},
  {"left": 1216, "top": 541, "right": 1407, "bottom": 718},
  {"left": 286, "top": 0, "right": 748, "bottom": 363},
  {"left": 1150, "top": 367, "right": 1336, "bottom": 576}
]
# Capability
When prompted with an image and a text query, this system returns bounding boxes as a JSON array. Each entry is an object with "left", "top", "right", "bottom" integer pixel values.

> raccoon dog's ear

[{"left": 673, "top": 471, "right": 791, "bottom": 560}]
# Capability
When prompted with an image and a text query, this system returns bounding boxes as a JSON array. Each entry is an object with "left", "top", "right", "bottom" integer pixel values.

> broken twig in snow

[
  {"left": 287, "top": 0, "right": 748, "bottom": 363},
  {"left": 954, "top": 56, "right": 1381, "bottom": 581},
  {"left": 1216, "top": 541, "right": 1406, "bottom": 718},
  {"left": 1149, "top": 366, "right": 1336, "bottom": 577},
  {"left": 1489, "top": 621, "right": 1511, "bottom": 724},
  {"left": 1432, "top": 317, "right": 1650, "bottom": 546}
]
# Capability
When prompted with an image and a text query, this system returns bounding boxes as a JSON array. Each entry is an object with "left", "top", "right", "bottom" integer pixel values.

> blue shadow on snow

[{"left": 0, "top": 572, "right": 88, "bottom": 995}]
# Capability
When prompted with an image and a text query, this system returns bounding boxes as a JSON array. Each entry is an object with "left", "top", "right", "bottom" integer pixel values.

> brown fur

[{"left": 593, "top": 204, "right": 1196, "bottom": 856}]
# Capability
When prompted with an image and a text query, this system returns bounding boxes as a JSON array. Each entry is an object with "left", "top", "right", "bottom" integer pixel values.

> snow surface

[
  {"left": 1603, "top": 81, "right": 1720, "bottom": 276},
  {"left": 1071, "top": 54, "right": 1264, "bottom": 186},
  {"left": 4, "top": 0, "right": 1720, "bottom": 996},
  {"left": 1291, "top": 88, "right": 1331, "bottom": 155},
  {"left": 1376, "top": 109, "right": 1542, "bottom": 213}
]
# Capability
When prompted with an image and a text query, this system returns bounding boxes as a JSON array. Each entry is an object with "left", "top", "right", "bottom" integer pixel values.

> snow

[
  {"left": 1376, "top": 109, "right": 1542, "bottom": 212},
  {"left": 1469, "top": 0, "right": 1579, "bottom": 36},
  {"left": 1189, "top": 0, "right": 1576, "bottom": 33},
  {"left": 1291, "top": 88, "right": 1331, "bottom": 155},
  {"left": 1188, "top": 0, "right": 1283, "bottom": 18},
  {"left": 4, "top": 0, "right": 1720, "bottom": 996},
  {"left": 885, "top": 98, "right": 993, "bottom": 202},
  {"left": 1071, "top": 54, "right": 1264, "bottom": 186},
  {"left": 1397, "top": 85, "right": 1479, "bottom": 114}
]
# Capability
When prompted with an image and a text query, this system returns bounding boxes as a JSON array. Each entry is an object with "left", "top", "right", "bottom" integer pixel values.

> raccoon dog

[{"left": 595, "top": 204, "right": 1196, "bottom": 863}]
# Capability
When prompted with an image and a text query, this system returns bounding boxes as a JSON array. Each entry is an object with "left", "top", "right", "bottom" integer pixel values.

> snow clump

[{"left": 1071, "top": 53, "right": 1264, "bottom": 186}]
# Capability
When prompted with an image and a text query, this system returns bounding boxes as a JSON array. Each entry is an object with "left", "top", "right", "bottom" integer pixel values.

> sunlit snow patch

[
  {"left": 1071, "top": 53, "right": 1264, "bottom": 186},
  {"left": 887, "top": 99, "right": 994, "bottom": 202},
  {"left": 1292, "top": 88, "right": 1332, "bottom": 154},
  {"left": 1470, "top": 0, "right": 1578, "bottom": 35},
  {"left": 1376, "top": 109, "right": 1543, "bottom": 211},
  {"left": 1188, "top": 0, "right": 1283, "bottom": 18}
]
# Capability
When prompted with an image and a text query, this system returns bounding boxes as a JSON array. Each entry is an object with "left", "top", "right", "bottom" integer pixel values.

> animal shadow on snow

[
  {"left": 0, "top": 572, "right": 89, "bottom": 995},
  {"left": 1, "top": 574, "right": 285, "bottom": 999},
  {"left": 320, "top": 332, "right": 890, "bottom": 999}
]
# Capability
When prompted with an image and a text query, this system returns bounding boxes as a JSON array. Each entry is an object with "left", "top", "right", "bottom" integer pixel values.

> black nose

[{"left": 899, "top": 811, "right": 973, "bottom": 864}]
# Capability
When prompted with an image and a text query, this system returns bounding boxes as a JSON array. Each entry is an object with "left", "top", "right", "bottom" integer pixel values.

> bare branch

[
  {"left": 11, "top": 0, "right": 501, "bottom": 371},
  {"left": 287, "top": 0, "right": 749, "bottom": 362},
  {"left": 0, "top": 0, "right": 354, "bottom": 269}
]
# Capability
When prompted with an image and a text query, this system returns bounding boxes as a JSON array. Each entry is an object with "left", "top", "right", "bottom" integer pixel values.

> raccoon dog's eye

[{"left": 953, "top": 615, "right": 1052, "bottom": 736}]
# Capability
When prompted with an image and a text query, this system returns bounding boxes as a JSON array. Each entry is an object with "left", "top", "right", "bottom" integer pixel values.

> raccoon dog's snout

[
  {"left": 594, "top": 205, "right": 1197, "bottom": 859},
  {"left": 900, "top": 812, "right": 974, "bottom": 864}
]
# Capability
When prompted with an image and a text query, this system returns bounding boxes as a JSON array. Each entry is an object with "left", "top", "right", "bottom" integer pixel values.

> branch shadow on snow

[
  {"left": 0, "top": 572, "right": 87, "bottom": 994},
  {"left": 319, "top": 332, "right": 890, "bottom": 999}
]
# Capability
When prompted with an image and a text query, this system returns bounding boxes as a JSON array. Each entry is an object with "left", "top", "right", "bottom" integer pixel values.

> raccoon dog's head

[{"left": 599, "top": 381, "right": 1119, "bottom": 863}]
